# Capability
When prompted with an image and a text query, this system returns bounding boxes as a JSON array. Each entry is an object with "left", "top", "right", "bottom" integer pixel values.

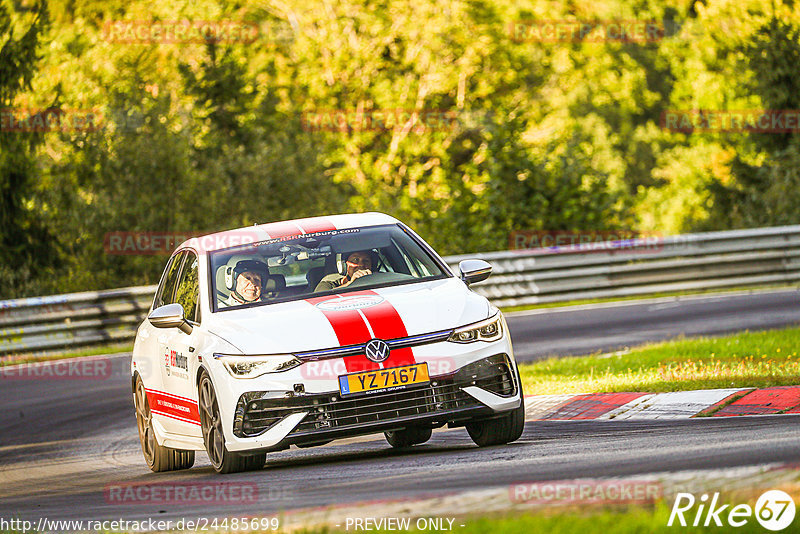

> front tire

[
  {"left": 198, "top": 372, "right": 265, "bottom": 474},
  {"left": 385, "top": 426, "right": 432, "bottom": 448},
  {"left": 466, "top": 367, "right": 526, "bottom": 447},
  {"left": 134, "top": 376, "right": 195, "bottom": 472}
]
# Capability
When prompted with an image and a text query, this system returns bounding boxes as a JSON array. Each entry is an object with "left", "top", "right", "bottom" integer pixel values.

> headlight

[
  {"left": 214, "top": 353, "right": 302, "bottom": 379},
  {"left": 448, "top": 313, "right": 504, "bottom": 343}
]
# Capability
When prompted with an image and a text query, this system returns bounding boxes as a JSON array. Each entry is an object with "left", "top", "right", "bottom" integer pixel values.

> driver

[
  {"left": 315, "top": 250, "right": 375, "bottom": 292},
  {"left": 222, "top": 258, "right": 269, "bottom": 307}
]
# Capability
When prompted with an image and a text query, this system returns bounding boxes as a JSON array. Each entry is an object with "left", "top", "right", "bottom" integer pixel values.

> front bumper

[{"left": 227, "top": 354, "right": 520, "bottom": 451}]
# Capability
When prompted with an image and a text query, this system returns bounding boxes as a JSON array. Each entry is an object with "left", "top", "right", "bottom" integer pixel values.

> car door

[
  {"left": 158, "top": 249, "right": 203, "bottom": 436},
  {"left": 134, "top": 251, "right": 184, "bottom": 393}
]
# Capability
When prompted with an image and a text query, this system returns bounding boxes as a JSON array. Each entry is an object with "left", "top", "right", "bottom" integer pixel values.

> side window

[
  {"left": 373, "top": 249, "right": 390, "bottom": 273},
  {"left": 175, "top": 252, "right": 200, "bottom": 323},
  {"left": 390, "top": 238, "right": 421, "bottom": 277},
  {"left": 407, "top": 253, "right": 433, "bottom": 277},
  {"left": 154, "top": 252, "right": 185, "bottom": 309}
]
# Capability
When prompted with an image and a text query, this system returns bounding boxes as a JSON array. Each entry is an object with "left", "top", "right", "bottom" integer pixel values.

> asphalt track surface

[
  {"left": 1, "top": 289, "right": 800, "bottom": 524},
  {"left": 507, "top": 288, "right": 800, "bottom": 361}
]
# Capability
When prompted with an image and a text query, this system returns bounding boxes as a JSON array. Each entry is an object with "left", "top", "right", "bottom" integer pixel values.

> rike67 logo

[{"left": 668, "top": 490, "right": 796, "bottom": 531}]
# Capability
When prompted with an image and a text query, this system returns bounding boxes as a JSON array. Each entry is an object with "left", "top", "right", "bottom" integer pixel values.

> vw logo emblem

[{"left": 365, "top": 339, "right": 390, "bottom": 363}]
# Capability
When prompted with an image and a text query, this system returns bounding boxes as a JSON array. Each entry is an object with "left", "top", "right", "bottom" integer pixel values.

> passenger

[
  {"left": 315, "top": 250, "right": 376, "bottom": 292},
  {"left": 223, "top": 258, "right": 269, "bottom": 307}
]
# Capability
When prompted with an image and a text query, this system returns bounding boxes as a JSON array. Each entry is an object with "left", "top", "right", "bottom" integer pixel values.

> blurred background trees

[
  {"left": 1, "top": 0, "right": 798, "bottom": 297},
  {"left": 0, "top": 1, "right": 52, "bottom": 296}
]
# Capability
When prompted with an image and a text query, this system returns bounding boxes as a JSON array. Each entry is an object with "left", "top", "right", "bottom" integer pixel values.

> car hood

[{"left": 205, "top": 278, "right": 490, "bottom": 354}]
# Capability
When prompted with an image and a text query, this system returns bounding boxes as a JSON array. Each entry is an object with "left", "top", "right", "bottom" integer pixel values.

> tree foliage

[
  {"left": 1, "top": 0, "right": 798, "bottom": 297},
  {"left": 0, "top": 1, "right": 50, "bottom": 297}
]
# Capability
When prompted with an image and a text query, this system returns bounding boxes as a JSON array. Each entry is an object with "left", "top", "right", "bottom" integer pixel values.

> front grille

[
  {"left": 233, "top": 353, "right": 516, "bottom": 438},
  {"left": 293, "top": 329, "right": 453, "bottom": 361},
  {"left": 293, "top": 380, "right": 477, "bottom": 434}
]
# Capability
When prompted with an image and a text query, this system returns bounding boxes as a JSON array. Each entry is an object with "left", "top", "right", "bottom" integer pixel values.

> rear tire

[
  {"left": 466, "top": 367, "right": 525, "bottom": 447},
  {"left": 134, "top": 376, "right": 195, "bottom": 472},
  {"left": 385, "top": 426, "right": 433, "bottom": 448},
  {"left": 198, "top": 372, "right": 265, "bottom": 474}
]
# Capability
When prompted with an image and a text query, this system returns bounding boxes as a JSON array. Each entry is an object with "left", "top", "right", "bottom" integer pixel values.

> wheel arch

[{"left": 196, "top": 364, "right": 210, "bottom": 389}]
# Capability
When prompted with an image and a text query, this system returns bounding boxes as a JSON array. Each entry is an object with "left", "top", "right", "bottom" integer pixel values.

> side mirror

[
  {"left": 459, "top": 259, "right": 492, "bottom": 286},
  {"left": 148, "top": 303, "right": 193, "bottom": 335}
]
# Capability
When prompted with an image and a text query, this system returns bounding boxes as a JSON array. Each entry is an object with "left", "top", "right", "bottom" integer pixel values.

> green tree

[
  {"left": 704, "top": 16, "right": 800, "bottom": 228},
  {"left": 0, "top": 1, "right": 50, "bottom": 298}
]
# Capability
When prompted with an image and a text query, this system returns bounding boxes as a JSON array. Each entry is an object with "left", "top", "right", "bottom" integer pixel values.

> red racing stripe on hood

[
  {"left": 305, "top": 295, "right": 379, "bottom": 372},
  {"left": 357, "top": 290, "right": 416, "bottom": 368}
]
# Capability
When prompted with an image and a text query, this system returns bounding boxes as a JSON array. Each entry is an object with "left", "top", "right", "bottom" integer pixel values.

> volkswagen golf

[{"left": 131, "top": 212, "right": 524, "bottom": 473}]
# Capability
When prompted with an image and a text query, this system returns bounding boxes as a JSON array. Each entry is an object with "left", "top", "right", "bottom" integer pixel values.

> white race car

[{"left": 131, "top": 213, "right": 524, "bottom": 473}]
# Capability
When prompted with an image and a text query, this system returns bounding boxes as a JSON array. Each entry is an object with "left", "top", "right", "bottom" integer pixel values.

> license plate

[{"left": 338, "top": 363, "right": 430, "bottom": 396}]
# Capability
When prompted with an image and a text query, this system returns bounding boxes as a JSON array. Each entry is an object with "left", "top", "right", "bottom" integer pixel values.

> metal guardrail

[
  {"left": 0, "top": 286, "right": 156, "bottom": 355},
  {"left": 446, "top": 225, "right": 800, "bottom": 307},
  {"left": 2, "top": 225, "right": 800, "bottom": 355}
]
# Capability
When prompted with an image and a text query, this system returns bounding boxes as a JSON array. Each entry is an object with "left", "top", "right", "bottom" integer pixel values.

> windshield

[{"left": 209, "top": 224, "right": 448, "bottom": 311}]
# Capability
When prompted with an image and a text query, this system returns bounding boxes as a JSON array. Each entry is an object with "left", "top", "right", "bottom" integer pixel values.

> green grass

[
  {"left": 518, "top": 327, "right": 800, "bottom": 395},
  {"left": 500, "top": 283, "right": 798, "bottom": 313},
  {"left": 0, "top": 342, "right": 133, "bottom": 367}
]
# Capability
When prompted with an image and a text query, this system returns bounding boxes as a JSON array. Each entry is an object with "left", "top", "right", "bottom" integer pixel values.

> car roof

[{"left": 176, "top": 212, "right": 401, "bottom": 254}]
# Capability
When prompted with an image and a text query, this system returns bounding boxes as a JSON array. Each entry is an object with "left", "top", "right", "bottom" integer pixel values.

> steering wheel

[
  {"left": 346, "top": 271, "right": 413, "bottom": 288},
  {"left": 344, "top": 271, "right": 380, "bottom": 288}
]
